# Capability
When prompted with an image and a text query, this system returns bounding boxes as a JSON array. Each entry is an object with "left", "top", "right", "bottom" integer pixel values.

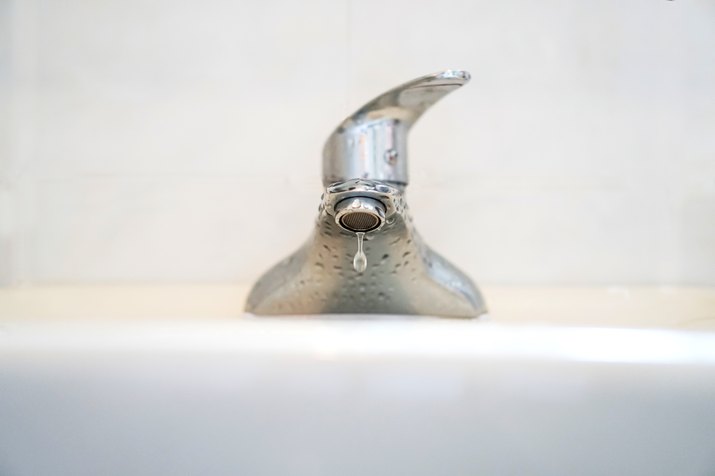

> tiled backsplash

[{"left": 2, "top": 0, "right": 714, "bottom": 285}]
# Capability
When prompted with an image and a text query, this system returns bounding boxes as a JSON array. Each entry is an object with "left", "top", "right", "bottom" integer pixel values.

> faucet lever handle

[{"left": 322, "top": 70, "right": 471, "bottom": 186}]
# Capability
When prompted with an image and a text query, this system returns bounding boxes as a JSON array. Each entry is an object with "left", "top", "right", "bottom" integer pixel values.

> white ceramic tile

[
  {"left": 4, "top": 0, "right": 715, "bottom": 285},
  {"left": 25, "top": 177, "right": 320, "bottom": 283},
  {"left": 0, "top": 1, "right": 14, "bottom": 285},
  {"left": 29, "top": 0, "right": 348, "bottom": 179},
  {"left": 410, "top": 180, "right": 661, "bottom": 284},
  {"left": 0, "top": 183, "right": 13, "bottom": 286},
  {"left": 0, "top": 2, "right": 10, "bottom": 182}
]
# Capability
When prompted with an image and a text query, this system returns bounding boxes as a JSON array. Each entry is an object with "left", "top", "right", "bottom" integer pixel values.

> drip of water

[{"left": 353, "top": 232, "right": 367, "bottom": 273}]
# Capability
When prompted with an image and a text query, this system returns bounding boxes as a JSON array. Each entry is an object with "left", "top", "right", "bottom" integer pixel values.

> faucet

[{"left": 246, "top": 70, "right": 487, "bottom": 318}]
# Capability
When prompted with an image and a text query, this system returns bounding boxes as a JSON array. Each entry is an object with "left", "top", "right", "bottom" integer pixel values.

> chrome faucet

[{"left": 246, "top": 70, "right": 487, "bottom": 318}]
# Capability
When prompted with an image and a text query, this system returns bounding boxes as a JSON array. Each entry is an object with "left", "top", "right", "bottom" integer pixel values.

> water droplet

[{"left": 353, "top": 232, "right": 367, "bottom": 273}]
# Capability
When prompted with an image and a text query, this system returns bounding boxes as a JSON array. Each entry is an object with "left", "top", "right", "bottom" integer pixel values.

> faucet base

[
  {"left": 246, "top": 241, "right": 486, "bottom": 318},
  {"left": 246, "top": 185, "right": 487, "bottom": 318}
]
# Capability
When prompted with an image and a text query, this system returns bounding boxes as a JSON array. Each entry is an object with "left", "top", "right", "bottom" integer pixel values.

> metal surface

[
  {"left": 323, "top": 70, "right": 471, "bottom": 186},
  {"left": 246, "top": 70, "right": 486, "bottom": 318}
]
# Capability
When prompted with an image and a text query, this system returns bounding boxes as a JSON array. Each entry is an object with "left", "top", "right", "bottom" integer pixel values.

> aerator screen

[{"left": 339, "top": 211, "right": 381, "bottom": 232}]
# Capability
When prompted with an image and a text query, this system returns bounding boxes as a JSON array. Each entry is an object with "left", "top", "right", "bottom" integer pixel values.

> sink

[{"left": 1, "top": 313, "right": 715, "bottom": 475}]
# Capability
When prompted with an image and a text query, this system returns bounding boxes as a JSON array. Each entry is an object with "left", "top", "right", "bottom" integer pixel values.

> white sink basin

[{"left": 2, "top": 317, "right": 715, "bottom": 475}]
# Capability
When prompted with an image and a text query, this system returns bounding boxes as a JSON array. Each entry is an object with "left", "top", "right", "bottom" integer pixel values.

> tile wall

[{"left": 1, "top": 0, "right": 714, "bottom": 285}]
